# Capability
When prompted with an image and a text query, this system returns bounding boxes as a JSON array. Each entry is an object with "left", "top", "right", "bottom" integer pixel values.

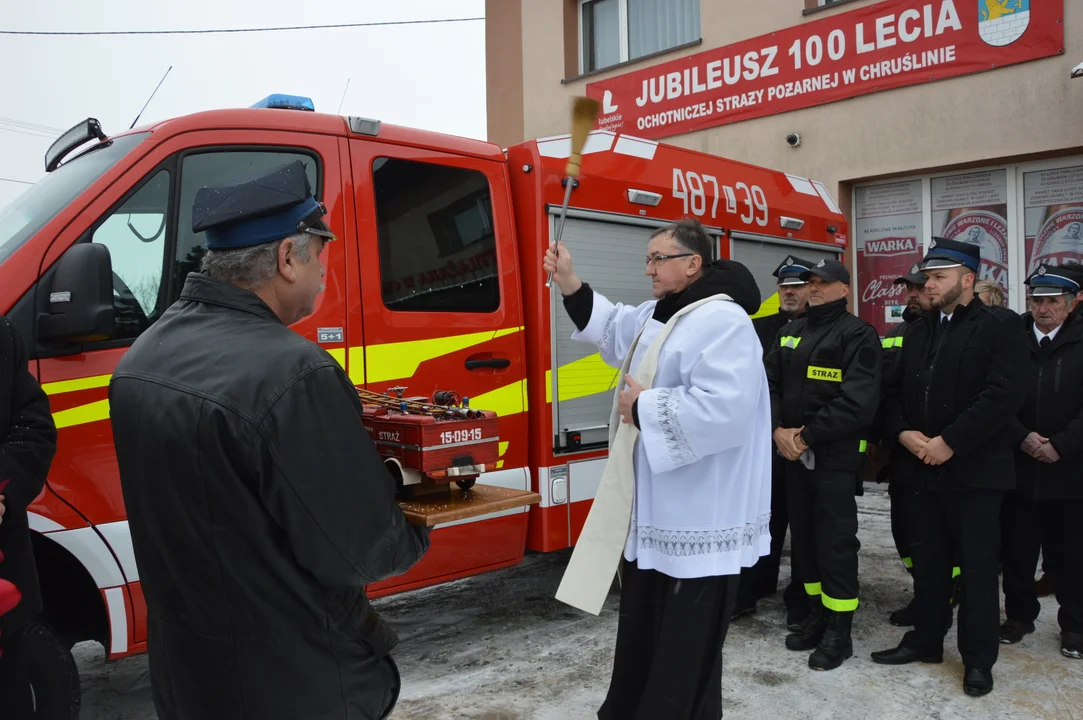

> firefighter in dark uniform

[
  {"left": 872, "top": 237, "right": 1028, "bottom": 698},
  {"left": 108, "top": 161, "right": 430, "bottom": 720},
  {"left": 1000, "top": 264, "right": 1083, "bottom": 660},
  {"left": 735, "top": 255, "right": 814, "bottom": 629},
  {"left": 765, "top": 258, "right": 882, "bottom": 670}
]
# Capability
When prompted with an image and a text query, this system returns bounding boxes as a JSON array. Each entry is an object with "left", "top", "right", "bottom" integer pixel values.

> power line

[
  {"left": 0, "top": 117, "right": 64, "bottom": 133},
  {"left": 0, "top": 16, "right": 485, "bottom": 36},
  {"left": 0, "top": 176, "right": 35, "bottom": 186},
  {"left": 0, "top": 126, "right": 57, "bottom": 140}
]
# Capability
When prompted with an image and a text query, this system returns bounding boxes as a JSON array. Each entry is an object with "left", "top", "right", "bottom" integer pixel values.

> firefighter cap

[
  {"left": 772, "top": 254, "right": 814, "bottom": 286},
  {"left": 191, "top": 159, "right": 336, "bottom": 250},
  {"left": 919, "top": 236, "right": 980, "bottom": 273},
  {"left": 1025, "top": 263, "right": 1081, "bottom": 297},
  {"left": 800, "top": 257, "right": 850, "bottom": 285},
  {"left": 894, "top": 263, "right": 927, "bottom": 286}
]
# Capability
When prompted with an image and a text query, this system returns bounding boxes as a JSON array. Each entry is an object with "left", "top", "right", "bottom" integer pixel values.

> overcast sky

[{"left": 0, "top": 0, "right": 486, "bottom": 209}]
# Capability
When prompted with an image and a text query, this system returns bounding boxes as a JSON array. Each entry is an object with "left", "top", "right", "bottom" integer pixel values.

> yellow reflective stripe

[
  {"left": 881, "top": 338, "right": 893, "bottom": 349},
  {"left": 347, "top": 347, "right": 365, "bottom": 385},
  {"left": 804, "top": 582, "right": 822, "bottom": 596},
  {"left": 53, "top": 399, "right": 111, "bottom": 430},
  {"left": 952, "top": 566, "right": 961, "bottom": 579},
  {"left": 42, "top": 374, "right": 113, "bottom": 395},
  {"left": 780, "top": 336, "right": 802, "bottom": 349},
  {"left": 902, "top": 556, "right": 913, "bottom": 569},
  {"left": 894, "top": 337, "right": 903, "bottom": 348},
  {"left": 859, "top": 440, "right": 867, "bottom": 453},
  {"left": 470, "top": 379, "right": 527, "bottom": 418},
  {"left": 552, "top": 353, "right": 620, "bottom": 404},
  {"left": 751, "top": 291, "right": 780, "bottom": 320},
  {"left": 807, "top": 365, "right": 842, "bottom": 382},
  {"left": 495, "top": 441, "right": 510, "bottom": 469},
  {"left": 821, "top": 593, "right": 859, "bottom": 612},
  {"left": 327, "top": 348, "right": 346, "bottom": 369},
  {"left": 366, "top": 327, "right": 522, "bottom": 383}
]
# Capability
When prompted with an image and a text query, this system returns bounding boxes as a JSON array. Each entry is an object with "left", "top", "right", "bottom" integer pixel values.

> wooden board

[{"left": 398, "top": 484, "right": 542, "bottom": 527}]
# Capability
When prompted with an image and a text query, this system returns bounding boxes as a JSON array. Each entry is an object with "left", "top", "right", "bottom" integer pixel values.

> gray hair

[
  {"left": 201, "top": 232, "right": 314, "bottom": 289},
  {"left": 650, "top": 217, "right": 713, "bottom": 267}
]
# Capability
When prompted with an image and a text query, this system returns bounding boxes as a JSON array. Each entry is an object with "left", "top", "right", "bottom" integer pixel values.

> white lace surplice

[{"left": 572, "top": 291, "right": 773, "bottom": 579}]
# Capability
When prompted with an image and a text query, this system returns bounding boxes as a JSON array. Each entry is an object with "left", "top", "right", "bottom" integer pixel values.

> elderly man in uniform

[
  {"left": 765, "top": 258, "right": 882, "bottom": 671},
  {"left": 734, "top": 255, "right": 814, "bottom": 628},
  {"left": 109, "top": 161, "right": 430, "bottom": 720},
  {"left": 872, "top": 237, "right": 1027, "bottom": 697},
  {"left": 544, "top": 217, "right": 771, "bottom": 720},
  {"left": 1000, "top": 265, "right": 1083, "bottom": 660}
]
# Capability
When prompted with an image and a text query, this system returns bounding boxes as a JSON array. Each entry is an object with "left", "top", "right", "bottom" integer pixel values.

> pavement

[{"left": 76, "top": 484, "right": 1083, "bottom": 719}]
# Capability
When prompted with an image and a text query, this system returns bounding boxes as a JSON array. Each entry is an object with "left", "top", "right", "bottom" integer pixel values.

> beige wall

[{"left": 489, "top": 0, "right": 1083, "bottom": 199}]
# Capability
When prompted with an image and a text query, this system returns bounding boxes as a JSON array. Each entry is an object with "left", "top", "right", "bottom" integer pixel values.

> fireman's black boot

[
  {"left": 785, "top": 598, "right": 827, "bottom": 651},
  {"left": 809, "top": 609, "right": 854, "bottom": 671}
]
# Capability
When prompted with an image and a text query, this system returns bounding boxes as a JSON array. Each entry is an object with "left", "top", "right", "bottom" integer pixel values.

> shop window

[
  {"left": 1023, "top": 165, "right": 1083, "bottom": 275},
  {"left": 931, "top": 169, "right": 1010, "bottom": 301},
  {"left": 372, "top": 157, "right": 499, "bottom": 313},
  {"left": 580, "top": 0, "right": 700, "bottom": 74}
]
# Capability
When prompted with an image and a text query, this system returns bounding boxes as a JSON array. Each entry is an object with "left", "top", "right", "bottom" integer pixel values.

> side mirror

[{"left": 38, "top": 243, "right": 115, "bottom": 343}]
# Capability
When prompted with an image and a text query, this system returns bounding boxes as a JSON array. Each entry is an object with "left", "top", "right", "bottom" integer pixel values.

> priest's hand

[
  {"left": 1035, "top": 440, "right": 1061, "bottom": 464},
  {"left": 773, "top": 427, "right": 803, "bottom": 461},
  {"left": 1020, "top": 432, "right": 1044, "bottom": 458},
  {"left": 619, "top": 375, "right": 644, "bottom": 424},
  {"left": 543, "top": 241, "right": 582, "bottom": 296},
  {"left": 899, "top": 430, "right": 931, "bottom": 458},
  {"left": 919, "top": 435, "right": 954, "bottom": 465}
]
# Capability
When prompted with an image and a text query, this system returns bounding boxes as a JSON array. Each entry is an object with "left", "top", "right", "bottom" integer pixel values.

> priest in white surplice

[{"left": 544, "top": 218, "right": 772, "bottom": 720}]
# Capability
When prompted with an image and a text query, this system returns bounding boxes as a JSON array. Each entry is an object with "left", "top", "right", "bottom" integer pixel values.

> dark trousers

[
  {"left": 1002, "top": 495, "right": 1083, "bottom": 634},
  {"left": 0, "top": 624, "right": 32, "bottom": 719},
  {"left": 599, "top": 561, "right": 737, "bottom": 720},
  {"left": 888, "top": 481, "right": 912, "bottom": 568},
  {"left": 901, "top": 486, "right": 1003, "bottom": 669},
  {"left": 736, "top": 459, "right": 804, "bottom": 610},
  {"left": 786, "top": 465, "right": 860, "bottom": 610}
]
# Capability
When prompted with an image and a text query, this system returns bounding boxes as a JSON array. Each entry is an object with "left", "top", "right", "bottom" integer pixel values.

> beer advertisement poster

[
  {"left": 1024, "top": 165, "right": 1083, "bottom": 275},
  {"left": 931, "top": 169, "right": 1010, "bottom": 303},
  {"left": 855, "top": 180, "right": 923, "bottom": 336}
]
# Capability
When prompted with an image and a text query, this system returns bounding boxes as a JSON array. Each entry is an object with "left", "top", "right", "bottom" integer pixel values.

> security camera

[
  {"left": 1073, "top": 61, "right": 1083, "bottom": 79},
  {"left": 786, "top": 132, "right": 802, "bottom": 148}
]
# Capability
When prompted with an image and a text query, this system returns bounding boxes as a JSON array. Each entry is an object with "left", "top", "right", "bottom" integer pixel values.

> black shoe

[
  {"left": 999, "top": 619, "right": 1035, "bottom": 645},
  {"left": 963, "top": 667, "right": 993, "bottom": 697},
  {"left": 809, "top": 611, "right": 853, "bottom": 671},
  {"left": 889, "top": 598, "right": 916, "bottom": 627},
  {"left": 731, "top": 601, "right": 757, "bottom": 621},
  {"left": 786, "top": 606, "right": 810, "bottom": 632},
  {"left": 870, "top": 644, "right": 943, "bottom": 665},
  {"left": 1062, "top": 632, "right": 1083, "bottom": 659},
  {"left": 786, "top": 603, "right": 827, "bottom": 651}
]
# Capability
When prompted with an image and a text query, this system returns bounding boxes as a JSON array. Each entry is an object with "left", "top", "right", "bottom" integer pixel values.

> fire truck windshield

[{"left": 0, "top": 131, "right": 149, "bottom": 266}]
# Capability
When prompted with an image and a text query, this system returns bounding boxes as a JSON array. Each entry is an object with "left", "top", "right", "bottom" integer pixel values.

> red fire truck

[{"left": 0, "top": 94, "right": 847, "bottom": 712}]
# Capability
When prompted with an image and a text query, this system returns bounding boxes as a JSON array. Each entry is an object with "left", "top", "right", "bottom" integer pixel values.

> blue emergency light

[{"left": 250, "top": 94, "right": 315, "bottom": 111}]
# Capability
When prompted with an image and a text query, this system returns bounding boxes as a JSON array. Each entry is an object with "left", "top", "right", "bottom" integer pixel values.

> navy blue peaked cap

[
  {"left": 920, "top": 236, "right": 980, "bottom": 273},
  {"left": 191, "top": 159, "right": 335, "bottom": 249},
  {"left": 772, "top": 254, "right": 814, "bottom": 286},
  {"left": 1026, "top": 263, "right": 1082, "bottom": 297}
]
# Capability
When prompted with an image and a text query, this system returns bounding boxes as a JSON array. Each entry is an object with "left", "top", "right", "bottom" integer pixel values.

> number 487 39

[{"left": 672, "top": 168, "right": 769, "bottom": 227}]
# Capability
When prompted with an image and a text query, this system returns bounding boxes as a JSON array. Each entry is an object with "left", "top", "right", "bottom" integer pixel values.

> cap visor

[
  {"left": 1029, "top": 286, "right": 1071, "bottom": 297},
  {"left": 919, "top": 259, "right": 963, "bottom": 271},
  {"left": 778, "top": 277, "right": 808, "bottom": 286},
  {"left": 894, "top": 274, "right": 926, "bottom": 285}
]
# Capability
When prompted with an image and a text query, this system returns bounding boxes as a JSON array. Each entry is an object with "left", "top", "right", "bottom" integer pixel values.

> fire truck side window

[
  {"left": 372, "top": 157, "right": 500, "bottom": 313},
  {"left": 172, "top": 151, "right": 319, "bottom": 301},
  {"left": 89, "top": 168, "right": 171, "bottom": 341}
]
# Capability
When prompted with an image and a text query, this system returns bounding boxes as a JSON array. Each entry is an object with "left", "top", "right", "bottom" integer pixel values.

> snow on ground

[{"left": 76, "top": 484, "right": 1083, "bottom": 719}]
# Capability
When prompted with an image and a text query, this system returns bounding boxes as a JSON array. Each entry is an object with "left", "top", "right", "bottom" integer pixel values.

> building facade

[{"left": 486, "top": 0, "right": 1083, "bottom": 332}]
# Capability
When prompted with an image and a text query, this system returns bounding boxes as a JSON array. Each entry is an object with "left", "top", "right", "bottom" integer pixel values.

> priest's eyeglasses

[{"left": 645, "top": 253, "right": 694, "bottom": 267}]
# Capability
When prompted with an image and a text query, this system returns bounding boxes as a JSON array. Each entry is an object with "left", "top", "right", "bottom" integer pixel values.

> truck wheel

[
  {"left": 20, "top": 619, "right": 82, "bottom": 719},
  {"left": 455, "top": 478, "right": 476, "bottom": 490}
]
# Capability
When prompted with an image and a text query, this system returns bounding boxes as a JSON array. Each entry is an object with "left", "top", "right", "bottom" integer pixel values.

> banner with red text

[
  {"left": 855, "top": 180, "right": 924, "bottom": 336},
  {"left": 586, "top": 0, "right": 1061, "bottom": 139}
]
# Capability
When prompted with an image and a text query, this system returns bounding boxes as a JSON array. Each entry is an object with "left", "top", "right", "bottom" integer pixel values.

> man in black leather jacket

[
  {"left": 109, "top": 161, "right": 429, "bottom": 720},
  {"left": 871, "top": 237, "right": 1028, "bottom": 697}
]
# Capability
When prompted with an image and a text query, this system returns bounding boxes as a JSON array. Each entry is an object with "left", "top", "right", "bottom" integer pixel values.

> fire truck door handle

[{"left": 465, "top": 358, "right": 510, "bottom": 370}]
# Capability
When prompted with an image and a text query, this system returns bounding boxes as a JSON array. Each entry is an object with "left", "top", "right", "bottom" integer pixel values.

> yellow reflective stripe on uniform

[
  {"left": 901, "top": 557, "right": 913, "bottom": 569},
  {"left": 821, "top": 592, "right": 859, "bottom": 612},
  {"left": 859, "top": 440, "right": 867, "bottom": 453},
  {"left": 807, "top": 366, "right": 842, "bottom": 382},
  {"left": 952, "top": 566, "right": 961, "bottom": 579},
  {"left": 780, "top": 336, "right": 801, "bottom": 349},
  {"left": 804, "top": 582, "right": 822, "bottom": 596},
  {"left": 366, "top": 327, "right": 522, "bottom": 383},
  {"left": 881, "top": 338, "right": 893, "bottom": 349}
]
